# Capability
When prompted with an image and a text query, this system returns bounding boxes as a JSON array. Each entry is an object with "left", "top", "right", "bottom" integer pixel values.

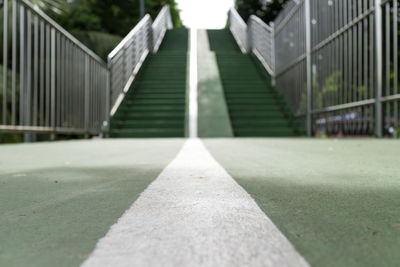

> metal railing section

[
  {"left": 152, "top": 5, "right": 173, "bottom": 52},
  {"left": 108, "top": 5, "right": 172, "bottom": 117},
  {"left": 248, "top": 15, "right": 275, "bottom": 75},
  {"left": 230, "top": 0, "right": 399, "bottom": 137},
  {"left": 108, "top": 15, "right": 153, "bottom": 116},
  {"left": 0, "top": 0, "right": 109, "bottom": 134},
  {"left": 273, "top": 1, "right": 307, "bottom": 130},
  {"left": 229, "top": 8, "right": 248, "bottom": 53},
  {"left": 305, "top": 0, "right": 378, "bottom": 136}
]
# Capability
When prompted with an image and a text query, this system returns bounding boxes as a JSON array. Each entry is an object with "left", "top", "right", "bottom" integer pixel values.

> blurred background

[
  {"left": 15, "top": 0, "right": 290, "bottom": 59},
  {"left": 0, "top": 0, "right": 292, "bottom": 143}
]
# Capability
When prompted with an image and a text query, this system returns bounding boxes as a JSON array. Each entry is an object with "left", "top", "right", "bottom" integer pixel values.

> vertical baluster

[
  {"left": 19, "top": 4, "right": 24, "bottom": 126},
  {"left": 2, "top": 0, "right": 8, "bottom": 125},
  {"left": 45, "top": 24, "right": 50, "bottom": 126},
  {"left": 393, "top": 0, "right": 398, "bottom": 130},
  {"left": 51, "top": 28, "right": 55, "bottom": 130},
  {"left": 26, "top": 10, "right": 31, "bottom": 127},
  {"left": 375, "top": 0, "right": 383, "bottom": 137},
  {"left": 33, "top": 15, "right": 38, "bottom": 126}
]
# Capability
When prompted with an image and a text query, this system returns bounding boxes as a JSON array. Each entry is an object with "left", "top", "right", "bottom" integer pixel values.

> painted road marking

[{"left": 82, "top": 139, "right": 309, "bottom": 267}]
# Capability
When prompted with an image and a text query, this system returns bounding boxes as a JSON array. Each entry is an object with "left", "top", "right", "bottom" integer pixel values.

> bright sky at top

[{"left": 176, "top": 0, "right": 234, "bottom": 29}]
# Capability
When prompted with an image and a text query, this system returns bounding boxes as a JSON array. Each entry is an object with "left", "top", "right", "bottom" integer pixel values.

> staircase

[
  {"left": 207, "top": 29, "right": 300, "bottom": 137},
  {"left": 110, "top": 29, "right": 188, "bottom": 138}
]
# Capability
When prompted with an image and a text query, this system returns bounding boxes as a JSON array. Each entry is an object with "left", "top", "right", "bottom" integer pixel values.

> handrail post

[
  {"left": 305, "top": 0, "right": 312, "bottom": 136},
  {"left": 167, "top": 6, "right": 173, "bottom": 29},
  {"left": 271, "top": 22, "right": 276, "bottom": 86},
  {"left": 50, "top": 27, "right": 56, "bottom": 140},
  {"left": 148, "top": 18, "right": 154, "bottom": 53},
  {"left": 104, "top": 69, "right": 111, "bottom": 136},
  {"left": 374, "top": 0, "right": 383, "bottom": 137},
  {"left": 50, "top": 28, "right": 56, "bottom": 131},
  {"left": 247, "top": 18, "right": 252, "bottom": 53},
  {"left": 2, "top": 0, "right": 8, "bottom": 125},
  {"left": 84, "top": 55, "right": 90, "bottom": 138}
]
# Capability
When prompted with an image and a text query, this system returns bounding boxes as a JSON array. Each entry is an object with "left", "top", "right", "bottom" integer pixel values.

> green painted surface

[
  {"left": 0, "top": 139, "right": 184, "bottom": 267},
  {"left": 207, "top": 30, "right": 300, "bottom": 137},
  {"left": 110, "top": 29, "right": 188, "bottom": 138},
  {"left": 197, "top": 30, "right": 233, "bottom": 137},
  {"left": 204, "top": 138, "right": 400, "bottom": 267}
]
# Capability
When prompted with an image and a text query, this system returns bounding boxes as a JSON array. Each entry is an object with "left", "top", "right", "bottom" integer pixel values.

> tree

[
  {"left": 25, "top": 0, "right": 183, "bottom": 60},
  {"left": 29, "top": 0, "right": 68, "bottom": 17}
]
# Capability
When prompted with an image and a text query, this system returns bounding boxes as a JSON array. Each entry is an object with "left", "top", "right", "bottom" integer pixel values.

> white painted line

[
  {"left": 189, "top": 28, "right": 198, "bottom": 138},
  {"left": 82, "top": 139, "right": 309, "bottom": 267}
]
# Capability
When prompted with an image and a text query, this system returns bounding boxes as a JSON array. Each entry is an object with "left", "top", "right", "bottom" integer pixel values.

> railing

[
  {"left": 0, "top": 0, "right": 109, "bottom": 135},
  {"left": 108, "top": 6, "right": 172, "bottom": 116},
  {"left": 107, "top": 15, "right": 153, "bottom": 116},
  {"left": 273, "top": 1, "right": 308, "bottom": 132},
  {"left": 228, "top": 8, "right": 248, "bottom": 53},
  {"left": 152, "top": 6, "right": 173, "bottom": 52},
  {"left": 248, "top": 15, "right": 275, "bottom": 75},
  {"left": 0, "top": 2, "right": 172, "bottom": 138},
  {"left": 229, "top": 0, "right": 399, "bottom": 137}
]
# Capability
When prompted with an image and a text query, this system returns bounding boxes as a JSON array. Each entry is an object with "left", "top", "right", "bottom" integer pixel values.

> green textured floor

[
  {"left": 205, "top": 138, "right": 400, "bottom": 267},
  {"left": 0, "top": 139, "right": 184, "bottom": 267},
  {"left": 207, "top": 30, "right": 299, "bottom": 137},
  {"left": 110, "top": 29, "right": 188, "bottom": 138},
  {"left": 1, "top": 139, "right": 399, "bottom": 266}
]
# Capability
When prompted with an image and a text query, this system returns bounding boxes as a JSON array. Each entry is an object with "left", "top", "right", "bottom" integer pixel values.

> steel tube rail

[
  {"left": 304, "top": 0, "right": 311, "bottom": 136},
  {"left": 375, "top": 0, "right": 383, "bottom": 137},
  {"left": 229, "top": 8, "right": 248, "bottom": 53},
  {"left": 230, "top": 0, "right": 399, "bottom": 137},
  {"left": 153, "top": 6, "right": 173, "bottom": 52},
  {"left": 0, "top": 2, "right": 172, "bottom": 138},
  {"left": 248, "top": 15, "right": 275, "bottom": 75},
  {"left": 108, "top": 5, "right": 172, "bottom": 117},
  {"left": 0, "top": 0, "right": 109, "bottom": 136}
]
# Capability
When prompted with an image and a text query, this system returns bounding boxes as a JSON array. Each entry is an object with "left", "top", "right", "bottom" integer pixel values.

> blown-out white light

[{"left": 176, "top": 0, "right": 234, "bottom": 29}]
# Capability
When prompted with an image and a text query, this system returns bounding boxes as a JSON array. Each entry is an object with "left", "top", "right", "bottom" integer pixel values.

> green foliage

[
  {"left": 299, "top": 71, "right": 341, "bottom": 111},
  {"left": 146, "top": 0, "right": 183, "bottom": 28},
  {"left": 235, "top": 0, "right": 290, "bottom": 24},
  {"left": 57, "top": 1, "right": 102, "bottom": 32},
  {"left": 57, "top": 0, "right": 182, "bottom": 37},
  {"left": 27, "top": 0, "right": 183, "bottom": 60},
  {"left": 70, "top": 30, "right": 122, "bottom": 60},
  {"left": 30, "top": 0, "right": 68, "bottom": 16}
]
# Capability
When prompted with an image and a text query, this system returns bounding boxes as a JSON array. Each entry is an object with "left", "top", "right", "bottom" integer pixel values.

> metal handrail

[
  {"left": 18, "top": 0, "right": 106, "bottom": 65},
  {"left": 228, "top": 8, "right": 248, "bottom": 53},
  {"left": 108, "top": 5, "right": 172, "bottom": 117},
  {"left": 152, "top": 5, "right": 173, "bottom": 52},
  {"left": 229, "top": 0, "right": 399, "bottom": 137},
  {"left": 0, "top": 2, "right": 173, "bottom": 138},
  {"left": 248, "top": 15, "right": 274, "bottom": 75},
  {"left": 1, "top": 0, "right": 109, "bottom": 136},
  {"left": 108, "top": 15, "right": 152, "bottom": 61},
  {"left": 108, "top": 14, "right": 152, "bottom": 117}
]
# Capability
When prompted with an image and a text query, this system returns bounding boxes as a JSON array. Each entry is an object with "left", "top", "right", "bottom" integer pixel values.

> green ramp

[
  {"left": 197, "top": 29, "right": 233, "bottom": 137},
  {"left": 207, "top": 29, "right": 301, "bottom": 137},
  {"left": 110, "top": 29, "right": 188, "bottom": 138}
]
